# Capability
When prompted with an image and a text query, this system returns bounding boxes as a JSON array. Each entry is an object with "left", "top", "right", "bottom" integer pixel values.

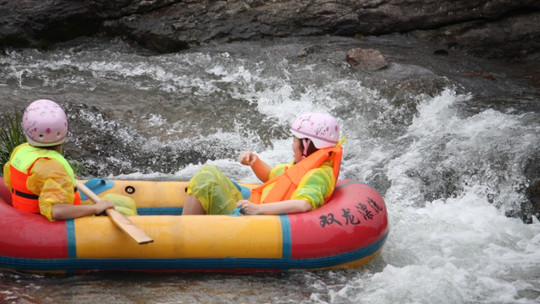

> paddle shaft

[{"left": 76, "top": 180, "right": 154, "bottom": 245}]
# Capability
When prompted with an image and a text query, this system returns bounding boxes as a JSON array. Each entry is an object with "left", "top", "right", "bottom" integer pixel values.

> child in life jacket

[
  {"left": 183, "top": 112, "right": 343, "bottom": 215},
  {"left": 3, "top": 99, "right": 114, "bottom": 221}
]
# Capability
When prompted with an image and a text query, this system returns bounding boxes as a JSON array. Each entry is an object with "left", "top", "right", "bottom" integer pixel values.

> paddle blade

[{"left": 106, "top": 209, "right": 154, "bottom": 245}]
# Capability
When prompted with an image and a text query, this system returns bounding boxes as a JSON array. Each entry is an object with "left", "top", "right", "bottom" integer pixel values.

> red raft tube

[{"left": 0, "top": 178, "right": 389, "bottom": 274}]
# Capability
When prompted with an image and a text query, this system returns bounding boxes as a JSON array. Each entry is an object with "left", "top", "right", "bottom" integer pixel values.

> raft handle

[{"left": 125, "top": 185, "right": 136, "bottom": 194}]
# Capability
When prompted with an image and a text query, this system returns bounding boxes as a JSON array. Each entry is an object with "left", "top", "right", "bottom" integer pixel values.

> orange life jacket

[
  {"left": 250, "top": 144, "right": 342, "bottom": 204},
  {"left": 7, "top": 143, "right": 81, "bottom": 213}
]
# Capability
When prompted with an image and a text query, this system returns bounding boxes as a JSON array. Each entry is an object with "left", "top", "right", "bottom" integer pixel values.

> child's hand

[
  {"left": 238, "top": 151, "right": 257, "bottom": 166},
  {"left": 236, "top": 200, "right": 261, "bottom": 215},
  {"left": 93, "top": 199, "right": 115, "bottom": 215}
]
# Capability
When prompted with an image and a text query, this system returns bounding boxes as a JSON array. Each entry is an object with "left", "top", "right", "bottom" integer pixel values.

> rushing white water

[{"left": 0, "top": 36, "right": 539, "bottom": 303}]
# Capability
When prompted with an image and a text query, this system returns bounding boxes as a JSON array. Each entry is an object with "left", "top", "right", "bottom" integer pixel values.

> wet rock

[
  {"left": 525, "top": 179, "right": 540, "bottom": 224},
  {"left": 0, "top": 0, "right": 539, "bottom": 58},
  {"left": 346, "top": 48, "right": 388, "bottom": 71},
  {"left": 411, "top": 11, "right": 540, "bottom": 59},
  {"left": 465, "top": 72, "right": 496, "bottom": 81},
  {"left": 524, "top": 154, "right": 540, "bottom": 224},
  {"left": 297, "top": 45, "right": 322, "bottom": 57}
]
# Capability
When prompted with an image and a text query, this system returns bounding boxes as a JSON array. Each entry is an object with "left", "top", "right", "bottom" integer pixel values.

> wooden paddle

[{"left": 76, "top": 180, "right": 154, "bottom": 245}]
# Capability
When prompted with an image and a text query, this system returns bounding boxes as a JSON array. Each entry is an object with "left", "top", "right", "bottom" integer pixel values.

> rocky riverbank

[{"left": 1, "top": 0, "right": 539, "bottom": 59}]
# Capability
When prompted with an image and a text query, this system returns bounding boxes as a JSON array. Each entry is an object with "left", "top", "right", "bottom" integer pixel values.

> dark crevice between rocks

[
  {"left": 0, "top": 34, "right": 31, "bottom": 49},
  {"left": 139, "top": 33, "right": 190, "bottom": 54},
  {"left": 37, "top": 16, "right": 103, "bottom": 46},
  {"left": 498, "top": 6, "right": 540, "bottom": 19}
]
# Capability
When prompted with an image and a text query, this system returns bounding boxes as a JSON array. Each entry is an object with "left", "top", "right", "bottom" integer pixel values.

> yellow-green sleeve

[
  {"left": 268, "top": 162, "right": 293, "bottom": 179},
  {"left": 3, "top": 161, "right": 11, "bottom": 190},
  {"left": 291, "top": 162, "right": 336, "bottom": 210},
  {"left": 26, "top": 158, "right": 75, "bottom": 221}
]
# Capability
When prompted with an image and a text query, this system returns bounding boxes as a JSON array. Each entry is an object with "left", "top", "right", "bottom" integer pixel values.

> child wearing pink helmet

[
  {"left": 3, "top": 99, "right": 114, "bottom": 221},
  {"left": 183, "top": 112, "right": 343, "bottom": 215}
]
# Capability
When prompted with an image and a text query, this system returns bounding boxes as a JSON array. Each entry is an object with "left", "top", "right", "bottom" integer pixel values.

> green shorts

[{"left": 186, "top": 165, "right": 244, "bottom": 215}]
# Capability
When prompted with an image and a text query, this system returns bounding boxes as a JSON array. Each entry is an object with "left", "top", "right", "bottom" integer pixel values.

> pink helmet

[
  {"left": 290, "top": 112, "right": 339, "bottom": 149},
  {"left": 22, "top": 99, "right": 68, "bottom": 147}
]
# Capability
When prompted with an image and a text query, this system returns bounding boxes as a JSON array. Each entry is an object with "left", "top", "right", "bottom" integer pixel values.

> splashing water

[{"left": 0, "top": 36, "right": 539, "bottom": 303}]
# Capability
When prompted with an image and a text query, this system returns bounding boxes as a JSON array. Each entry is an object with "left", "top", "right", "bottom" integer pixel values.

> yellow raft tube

[{"left": 0, "top": 178, "right": 389, "bottom": 274}]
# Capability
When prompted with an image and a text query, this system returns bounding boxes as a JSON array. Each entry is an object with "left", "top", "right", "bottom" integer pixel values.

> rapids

[{"left": 1, "top": 35, "right": 539, "bottom": 303}]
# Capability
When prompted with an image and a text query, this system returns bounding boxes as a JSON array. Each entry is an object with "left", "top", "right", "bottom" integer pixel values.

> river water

[{"left": 0, "top": 35, "right": 539, "bottom": 303}]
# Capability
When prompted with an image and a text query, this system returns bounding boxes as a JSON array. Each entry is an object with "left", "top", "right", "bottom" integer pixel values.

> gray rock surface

[{"left": 1, "top": 0, "right": 539, "bottom": 58}]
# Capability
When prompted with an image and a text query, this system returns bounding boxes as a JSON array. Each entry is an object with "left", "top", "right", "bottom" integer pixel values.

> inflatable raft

[{"left": 0, "top": 177, "right": 388, "bottom": 274}]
